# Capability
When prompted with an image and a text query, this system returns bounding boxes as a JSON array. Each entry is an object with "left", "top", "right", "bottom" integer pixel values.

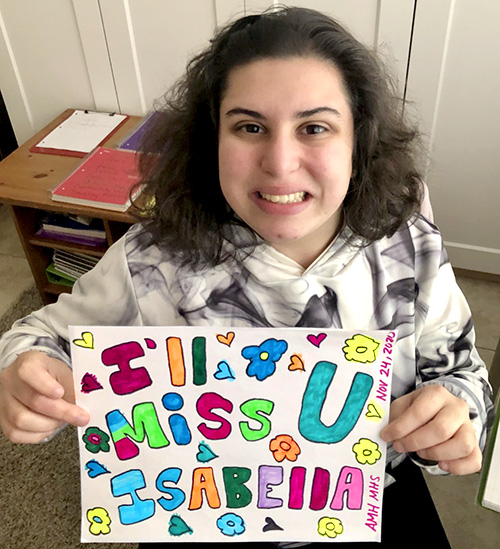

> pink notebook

[{"left": 51, "top": 147, "right": 142, "bottom": 212}]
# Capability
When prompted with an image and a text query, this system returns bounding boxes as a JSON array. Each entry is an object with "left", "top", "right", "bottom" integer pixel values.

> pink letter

[
  {"left": 102, "top": 341, "right": 152, "bottom": 395},
  {"left": 196, "top": 392, "right": 233, "bottom": 440},
  {"left": 330, "top": 466, "right": 363, "bottom": 510}
]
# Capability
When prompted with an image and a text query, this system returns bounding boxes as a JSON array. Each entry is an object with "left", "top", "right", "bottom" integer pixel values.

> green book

[{"left": 45, "top": 262, "right": 77, "bottom": 287}]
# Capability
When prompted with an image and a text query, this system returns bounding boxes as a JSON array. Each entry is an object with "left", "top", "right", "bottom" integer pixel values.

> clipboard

[{"left": 30, "top": 109, "right": 129, "bottom": 157}]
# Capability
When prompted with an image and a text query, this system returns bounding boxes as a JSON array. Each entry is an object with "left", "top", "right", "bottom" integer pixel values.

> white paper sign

[{"left": 70, "top": 326, "right": 395, "bottom": 543}]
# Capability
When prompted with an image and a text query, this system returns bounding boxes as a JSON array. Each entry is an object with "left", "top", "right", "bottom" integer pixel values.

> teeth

[{"left": 260, "top": 192, "right": 306, "bottom": 204}]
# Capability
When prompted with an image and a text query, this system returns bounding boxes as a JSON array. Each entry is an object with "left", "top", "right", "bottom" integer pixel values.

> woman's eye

[
  {"left": 239, "top": 124, "right": 262, "bottom": 134},
  {"left": 302, "top": 124, "right": 327, "bottom": 135}
]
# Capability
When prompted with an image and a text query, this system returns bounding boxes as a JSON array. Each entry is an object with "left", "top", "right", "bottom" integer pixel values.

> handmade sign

[{"left": 70, "top": 326, "right": 395, "bottom": 543}]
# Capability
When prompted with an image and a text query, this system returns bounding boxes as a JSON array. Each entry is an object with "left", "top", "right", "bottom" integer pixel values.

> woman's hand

[
  {"left": 0, "top": 350, "right": 89, "bottom": 443},
  {"left": 380, "top": 385, "right": 482, "bottom": 475}
]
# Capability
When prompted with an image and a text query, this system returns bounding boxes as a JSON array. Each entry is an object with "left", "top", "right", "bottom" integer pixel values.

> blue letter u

[{"left": 299, "top": 361, "right": 373, "bottom": 443}]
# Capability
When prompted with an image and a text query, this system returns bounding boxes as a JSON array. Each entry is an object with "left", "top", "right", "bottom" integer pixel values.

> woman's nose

[{"left": 260, "top": 133, "right": 300, "bottom": 177}]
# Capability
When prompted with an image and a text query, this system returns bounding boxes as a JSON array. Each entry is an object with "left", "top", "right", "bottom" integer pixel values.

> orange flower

[{"left": 269, "top": 434, "right": 301, "bottom": 462}]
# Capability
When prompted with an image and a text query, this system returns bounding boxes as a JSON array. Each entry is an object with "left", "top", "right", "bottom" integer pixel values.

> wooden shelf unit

[{"left": 0, "top": 110, "right": 142, "bottom": 304}]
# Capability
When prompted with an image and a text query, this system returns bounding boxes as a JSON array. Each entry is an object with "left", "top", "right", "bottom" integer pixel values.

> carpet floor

[{"left": 0, "top": 287, "right": 137, "bottom": 548}]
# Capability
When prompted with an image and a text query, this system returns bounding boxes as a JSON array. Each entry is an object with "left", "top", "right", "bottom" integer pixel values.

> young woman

[{"left": 0, "top": 7, "right": 493, "bottom": 547}]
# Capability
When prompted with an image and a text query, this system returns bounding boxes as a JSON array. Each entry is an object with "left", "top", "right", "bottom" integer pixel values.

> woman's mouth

[{"left": 259, "top": 191, "right": 307, "bottom": 204}]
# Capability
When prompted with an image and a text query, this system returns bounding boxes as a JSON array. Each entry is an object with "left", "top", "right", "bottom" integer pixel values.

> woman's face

[{"left": 218, "top": 56, "right": 354, "bottom": 268}]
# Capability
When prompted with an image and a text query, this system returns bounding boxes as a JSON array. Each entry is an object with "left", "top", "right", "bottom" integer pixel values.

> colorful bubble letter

[{"left": 299, "top": 361, "right": 373, "bottom": 443}]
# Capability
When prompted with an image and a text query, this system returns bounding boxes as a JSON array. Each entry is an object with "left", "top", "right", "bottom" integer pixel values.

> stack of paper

[{"left": 53, "top": 250, "right": 100, "bottom": 280}]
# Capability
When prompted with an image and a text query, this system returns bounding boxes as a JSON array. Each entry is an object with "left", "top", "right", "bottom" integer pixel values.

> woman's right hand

[{"left": 0, "top": 350, "right": 90, "bottom": 443}]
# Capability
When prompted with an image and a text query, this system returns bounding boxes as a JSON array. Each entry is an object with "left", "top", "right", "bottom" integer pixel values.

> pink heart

[
  {"left": 81, "top": 373, "right": 103, "bottom": 393},
  {"left": 307, "top": 333, "right": 327, "bottom": 347}
]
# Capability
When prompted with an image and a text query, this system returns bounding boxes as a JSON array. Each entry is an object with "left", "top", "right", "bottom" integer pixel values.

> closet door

[
  {"left": 406, "top": 0, "right": 500, "bottom": 274},
  {"left": 93, "top": 0, "right": 235, "bottom": 116},
  {"left": 245, "top": 0, "right": 416, "bottom": 98},
  {"left": 0, "top": 0, "right": 100, "bottom": 145}
]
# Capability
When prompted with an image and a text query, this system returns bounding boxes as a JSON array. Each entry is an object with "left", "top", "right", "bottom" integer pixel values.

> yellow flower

[
  {"left": 317, "top": 516, "right": 343, "bottom": 538},
  {"left": 269, "top": 434, "right": 301, "bottom": 462},
  {"left": 352, "top": 438, "right": 382, "bottom": 465},
  {"left": 87, "top": 507, "right": 111, "bottom": 535},
  {"left": 343, "top": 334, "right": 381, "bottom": 363}
]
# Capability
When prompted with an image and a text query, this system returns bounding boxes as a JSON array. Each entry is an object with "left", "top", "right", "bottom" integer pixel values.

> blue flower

[
  {"left": 242, "top": 338, "right": 288, "bottom": 381},
  {"left": 216, "top": 512, "right": 246, "bottom": 536}
]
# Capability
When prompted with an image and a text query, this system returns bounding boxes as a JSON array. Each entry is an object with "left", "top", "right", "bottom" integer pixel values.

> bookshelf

[{"left": 0, "top": 110, "right": 142, "bottom": 304}]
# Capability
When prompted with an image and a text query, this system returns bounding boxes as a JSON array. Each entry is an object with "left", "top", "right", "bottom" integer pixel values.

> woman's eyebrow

[
  {"left": 224, "top": 108, "right": 263, "bottom": 119},
  {"left": 295, "top": 107, "right": 341, "bottom": 118},
  {"left": 224, "top": 106, "right": 342, "bottom": 119}
]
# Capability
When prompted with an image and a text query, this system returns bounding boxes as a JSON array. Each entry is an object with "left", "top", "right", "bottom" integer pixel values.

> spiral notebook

[{"left": 51, "top": 147, "right": 142, "bottom": 212}]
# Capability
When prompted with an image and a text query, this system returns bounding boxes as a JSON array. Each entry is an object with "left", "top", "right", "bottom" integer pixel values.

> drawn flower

[
  {"left": 242, "top": 338, "right": 288, "bottom": 381},
  {"left": 82, "top": 426, "right": 110, "bottom": 454},
  {"left": 352, "top": 438, "right": 382, "bottom": 465},
  {"left": 87, "top": 507, "right": 111, "bottom": 535},
  {"left": 216, "top": 512, "right": 246, "bottom": 536},
  {"left": 317, "top": 516, "right": 343, "bottom": 538},
  {"left": 343, "top": 334, "right": 381, "bottom": 363},
  {"left": 270, "top": 434, "right": 301, "bottom": 462}
]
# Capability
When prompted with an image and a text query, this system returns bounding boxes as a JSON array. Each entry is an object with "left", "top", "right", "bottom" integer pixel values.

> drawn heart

[
  {"left": 168, "top": 515, "right": 193, "bottom": 537},
  {"left": 73, "top": 331, "right": 94, "bottom": 349},
  {"left": 196, "top": 441, "right": 218, "bottom": 463},
  {"left": 81, "top": 372, "right": 103, "bottom": 393},
  {"left": 214, "top": 360, "right": 235, "bottom": 381},
  {"left": 216, "top": 332, "right": 235, "bottom": 346},
  {"left": 263, "top": 517, "right": 284, "bottom": 532},
  {"left": 366, "top": 402, "right": 383, "bottom": 420},
  {"left": 288, "top": 354, "right": 305, "bottom": 372},
  {"left": 85, "top": 459, "right": 110, "bottom": 478},
  {"left": 307, "top": 333, "right": 327, "bottom": 348}
]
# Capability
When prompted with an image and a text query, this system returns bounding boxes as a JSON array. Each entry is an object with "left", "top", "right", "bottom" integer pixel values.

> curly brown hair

[{"left": 135, "top": 7, "right": 423, "bottom": 266}]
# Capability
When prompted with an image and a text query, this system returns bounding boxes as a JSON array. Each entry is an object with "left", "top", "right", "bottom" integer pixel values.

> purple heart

[{"left": 307, "top": 333, "right": 327, "bottom": 347}]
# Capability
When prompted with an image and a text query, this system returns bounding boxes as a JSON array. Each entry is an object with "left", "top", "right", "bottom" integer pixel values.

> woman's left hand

[{"left": 380, "top": 385, "right": 482, "bottom": 475}]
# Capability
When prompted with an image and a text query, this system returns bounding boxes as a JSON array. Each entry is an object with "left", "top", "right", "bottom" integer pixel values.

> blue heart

[
  {"left": 168, "top": 514, "right": 193, "bottom": 537},
  {"left": 85, "top": 459, "right": 110, "bottom": 478},
  {"left": 214, "top": 360, "right": 235, "bottom": 381},
  {"left": 196, "top": 441, "right": 218, "bottom": 463}
]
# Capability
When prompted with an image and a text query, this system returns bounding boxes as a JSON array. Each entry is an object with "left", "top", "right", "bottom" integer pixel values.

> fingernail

[{"left": 439, "top": 462, "right": 449, "bottom": 472}]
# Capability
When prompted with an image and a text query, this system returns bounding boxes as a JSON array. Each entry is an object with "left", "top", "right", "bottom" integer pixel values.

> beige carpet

[{"left": 0, "top": 287, "right": 137, "bottom": 549}]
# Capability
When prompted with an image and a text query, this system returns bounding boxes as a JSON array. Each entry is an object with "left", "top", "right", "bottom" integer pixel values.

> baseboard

[{"left": 445, "top": 241, "right": 500, "bottom": 277}]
